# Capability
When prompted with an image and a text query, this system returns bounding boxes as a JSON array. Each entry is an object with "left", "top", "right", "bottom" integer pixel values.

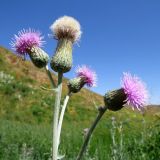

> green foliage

[
  {"left": 0, "top": 120, "right": 52, "bottom": 160},
  {"left": 0, "top": 47, "right": 160, "bottom": 159},
  {"left": 0, "top": 119, "right": 159, "bottom": 160},
  {"left": 126, "top": 122, "right": 160, "bottom": 160}
]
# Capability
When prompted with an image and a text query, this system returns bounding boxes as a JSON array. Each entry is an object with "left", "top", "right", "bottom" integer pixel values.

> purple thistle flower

[
  {"left": 121, "top": 72, "right": 149, "bottom": 110},
  {"left": 76, "top": 65, "right": 97, "bottom": 87},
  {"left": 11, "top": 29, "right": 44, "bottom": 55}
]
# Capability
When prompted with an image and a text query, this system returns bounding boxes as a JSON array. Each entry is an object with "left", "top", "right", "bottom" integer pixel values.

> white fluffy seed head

[{"left": 50, "top": 16, "right": 82, "bottom": 43}]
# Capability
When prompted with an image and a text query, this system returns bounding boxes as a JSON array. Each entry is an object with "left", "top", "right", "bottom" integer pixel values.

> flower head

[
  {"left": 11, "top": 29, "right": 44, "bottom": 55},
  {"left": 121, "top": 72, "right": 148, "bottom": 110},
  {"left": 50, "top": 16, "right": 81, "bottom": 43},
  {"left": 76, "top": 65, "right": 97, "bottom": 87}
]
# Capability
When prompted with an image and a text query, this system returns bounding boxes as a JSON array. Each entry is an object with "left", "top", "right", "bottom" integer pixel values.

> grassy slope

[
  {"left": 0, "top": 46, "right": 160, "bottom": 159},
  {"left": 0, "top": 46, "right": 159, "bottom": 122},
  {"left": 0, "top": 46, "right": 104, "bottom": 123}
]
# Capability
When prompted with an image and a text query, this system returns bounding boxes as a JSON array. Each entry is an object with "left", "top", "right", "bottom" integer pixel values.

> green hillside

[
  {"left": 0, "top": 46, "right": 160, "bottom": 160},
  {"left": 0, "top": 46, "right": 104, "bottom": 123}
]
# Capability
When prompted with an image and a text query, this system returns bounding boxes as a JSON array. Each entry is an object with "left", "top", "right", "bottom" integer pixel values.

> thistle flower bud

[
  {"left": 50, "top": 39, "right": 72, "bottom": 73},
  {"left": 27, "top": 46, "right": 49, "bottom": 68},
  {"left": 104, "top": 72, "right": 149, "bottom": 111},
  {"left": 11, "top": 29, "right": 49, "bottom": 68},
  {"left": 68, "top": 65, "right": 97, "bottom": 93},
  {"left": 104, "top": 89, "right": 127, "bottom": 111},
  {"left": 68, "top": 77, "right": 85, "bottom": 93},
  {"left": 50, "top": 16, "right": 81, "bottom": 73}
]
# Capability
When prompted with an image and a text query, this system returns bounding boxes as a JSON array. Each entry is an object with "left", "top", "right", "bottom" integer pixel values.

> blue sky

[{"left": 0, "top": 0, "right": 160, "bottom": 104}]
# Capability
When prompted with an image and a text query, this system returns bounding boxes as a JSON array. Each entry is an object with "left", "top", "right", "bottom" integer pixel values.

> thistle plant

[
  {"left": 11, "top": 28, "right": 56, "bottom": 88},
  {"left": 104, "top": 72, "right": 148, "bottom": 111},
  {"left": 11, "top": 16, "right": 149, "bottom": 160},
  {"left": 11, "top": 16, "right": 82, "bottom": 160},
  {"left": 11, "top": 29, "right": 49, "bottom": 68},
  {"left": 50, "top": 16, "right": 81, "bottom": 73},
  {"left": 76, "top": 72, "right": 148, "bottom": 160},
  {"left": 57, "top": 65, "right": 97, "bottom": 149},
  {"left": 68, "top": 65, "right": 97, "bottom": 93},
  {"left": 49, "top": 16, "right": 82, "bottom": 160}
]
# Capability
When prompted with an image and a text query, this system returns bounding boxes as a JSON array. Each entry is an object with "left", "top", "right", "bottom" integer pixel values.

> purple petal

[
  {"left": 121, "top": 72, "right": 149, "bottom": 110},
  {"left": 11, "top": 28, "right": 45, "bottom": 55},
  {"left": 76, "top": 65, "right": 97, "bottom": 87}
]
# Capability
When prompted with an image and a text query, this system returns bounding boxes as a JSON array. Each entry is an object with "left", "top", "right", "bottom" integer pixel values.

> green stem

[
  {"left": 52, "top": 72, "right": 63, "bottom": 160},
  {"left": 57, "top": 92, "right": 71, "bottom": 148},
  {"left": 45, "top": 65, "right": 56, "bottom": 88},
  {"left": 76, "top": 107, "right": 107, "bottom": 160}
]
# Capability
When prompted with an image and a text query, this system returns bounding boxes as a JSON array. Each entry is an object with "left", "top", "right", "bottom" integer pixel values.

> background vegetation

[{"left": 0, "top": 46, "right": 160, "bottom": 160}]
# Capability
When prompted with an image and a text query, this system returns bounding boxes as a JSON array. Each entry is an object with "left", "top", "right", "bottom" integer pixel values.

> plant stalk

[
  {"left": 45, "top": 65, "right": 56, "bottom": 88},
  {"left": 76, "top": 107, "right": 107, "bottom": 160},
  {"left": 52, "top": 72, "right": 63, "bottom": 160},
  {"left": 57, "top": 92, "right": 72, "bottom": 148}
]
